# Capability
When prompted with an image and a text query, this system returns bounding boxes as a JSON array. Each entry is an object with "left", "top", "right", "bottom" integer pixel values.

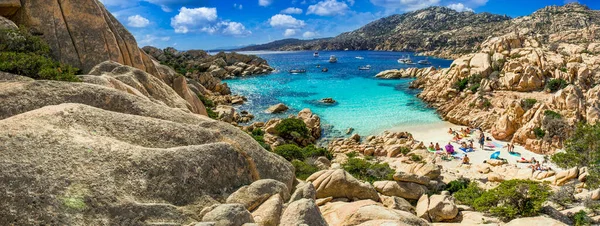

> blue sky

[{"left": 99, "top": 0, "right": 600, "bottom": 50}]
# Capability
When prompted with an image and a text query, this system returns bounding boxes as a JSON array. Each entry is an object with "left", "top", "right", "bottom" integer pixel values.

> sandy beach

[{"left": 390, "top": 121, "right": 552, "bottom": 173}]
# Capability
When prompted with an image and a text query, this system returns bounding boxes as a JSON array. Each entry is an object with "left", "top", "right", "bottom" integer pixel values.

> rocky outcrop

[
  {"left": 320, "top": 200, "right": 429, "bottom": 226},
  {"left": 0, "top": 78, "right": 295, "bottom": 224},
  {"left": 306, "top": 169, "right": 380, "bottom": 201},
  {"left": 373, "top": 181, "right": 429, "bottom": 200},
  {"left": 225, "top": 179, "right": 290, "bottom": 211},
  {"left": 251, "top": 194, "right": 283, "bottom": 226},
  {"left": 200, "top": 204, "right": 255, "bottom": 225},
  {"left": 0, "top": 15, "right": 16, "bottom": 29},
  {"left": 8, "top": 0, "right": 159, "bottom": 75},
  {"left": 328, "top": 131, "right": 419, "bottom": 157},
  {"left": 504, "top": 216, "right": 568, "bottom": 226},
  {"left": 279, "top": 198, "right": 327, "bottom": 226},
  {"left": 376, "top": 67, "right": 437, "bottom": 79},
  {"left": 266, "top": 103, "right": 289, "bottom": 113},
  {"left": 0, "top": 0, "right": 20, "bottom": 17},
  {"left": 415, "top": 194, "right": 459, "bottom": 222}
]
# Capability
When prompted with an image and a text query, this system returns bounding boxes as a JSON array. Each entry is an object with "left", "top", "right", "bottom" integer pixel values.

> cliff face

[
  {"left": 8, "top": 0, "right": 158, "bottom": 75},
  {"left": 409, "top": 3, "right": 600, "bottom": 154}
]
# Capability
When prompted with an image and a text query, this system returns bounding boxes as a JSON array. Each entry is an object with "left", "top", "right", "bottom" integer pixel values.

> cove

[{"left": 227, "top": 51, "right": 453, "bottom": 137}]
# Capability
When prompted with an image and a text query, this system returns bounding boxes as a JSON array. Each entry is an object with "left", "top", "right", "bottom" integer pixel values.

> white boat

[
  {"left": 358, "top": 65, "right": 371, "bottom": 70},
  {"left": 355, "top": 56, "right": 364, "bottom": 60},
  {"left": 313, "top": 52, "right": 319, "bottom": 57},
  {"left": 289, "top": 69, "right": 306, "bottom": 74},
  {"left": 418, "top": 57, "right": 432, "bottom": 65},
  {"left": 329, "top": 55, "right": 338, "bottom": 63},
  {"left": 398, "top": 55, "right": 415, "bottom": 65}
]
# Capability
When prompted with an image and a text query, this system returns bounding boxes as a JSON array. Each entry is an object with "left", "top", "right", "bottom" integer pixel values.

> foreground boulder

[
  {"left": 504, "top": 216, "right": 567, "bottom": 226},
  {"left": 320, "top": 200, "right": 429, "bottom": 226},
  {"left": 200, "top": 204, "right": 254, "bottom": 225},
  {"left": 373, "top": 181, "right": 429, "bottom": 200},
  {"left": 307, "top": 169, "right": 379, "bottom": 201},
  {"left": 280, "top": 198, "right": 327, "bottom": 226},
  {"left": 416, "top": 194, "right": 459, "bottom": 222},
  {"left": 0, "top": 102, "right": 294, "bottom": 225},
  {"left": 251, "top": 194, "right": 283, "bottom": 226},
  {"left": 225, "top": 179, "right": 290, "bottom": 211}
]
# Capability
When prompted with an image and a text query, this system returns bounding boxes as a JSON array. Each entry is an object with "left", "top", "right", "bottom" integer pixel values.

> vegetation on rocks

[
  {"left": 273, "top": 143, "right": 331, "bottom": 180},
  {"left": 291, "top": 160, "right": 320, "bottom": 180},
  {"left": 521, "top": 98, "right": 538, "bottom": 111},
  {"left": 546, "top": 78, "right": 569, "bottom": 92},
  {"left": 454, "top": 74, "right": 482, "bottom": 92},
  {"left": 552, "top": 123, "right": 600, "bottom": 189},
  {"left": 250, "top": 128, "right": 271, "bottom": 151},
  {"left": 446, "top": 178, "right": 471, "bottom": 194},
  {"left": 0, "top": 28, "right": 80, "bottom": 81},
  {"left": 572, "top": 210, "right": 591, "bottom": 226},
  {"left": 453, "top": 182, "right": 485, "bottom": 206},
  {"left": 198, "top": 94, "right": 218, "bottom": 119},
  {"left": 274, "top": 118, "right": 310, "bottom": 141},
  {"left": 342, "top": 156, "right": 394, "bottom": 183}
]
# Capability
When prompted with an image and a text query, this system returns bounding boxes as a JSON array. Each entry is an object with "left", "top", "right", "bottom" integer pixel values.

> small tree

[
  {"left": 552, "top": 123, "right": 600, "bottom": 189},
  {"left": 274, "top": 118, "right": 310, "bottom": 140},
  {"left": 473, "top": 180, "right": 551, "bottom": 221}
]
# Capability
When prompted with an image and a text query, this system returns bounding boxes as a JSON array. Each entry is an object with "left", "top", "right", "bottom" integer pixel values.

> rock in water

[
  {"left": 320, "top": 97, "right": 336, "bottom": 104},
  {"left": 266, "top": 103, "right": 289, "bottom": 113}
]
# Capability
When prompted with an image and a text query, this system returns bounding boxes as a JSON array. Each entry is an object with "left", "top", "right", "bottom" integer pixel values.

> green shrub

[
  {"left": 469, "top": 83, "right": 480, "bottom": 93},
  {"left": 250, "top": 129, "right": 271, "bottom": 151},
  {"left": 482, "top": 98, "right": 492, "bottom": 109},
  {"left": 0, "top": 52, "right": 80, "bottom": 81},
  {"left": 197, "top": 95, "right": 215, "bottom": 108},
  {"left": 548, "top": 185, "right": 576, "bottom": 208},
  {"left": 292, "top": 159, "right": 319, "bottom": 180},
  {"left": 521, "top": 98, "right": 537, "bottom": 111},
  {"left": 346, "top": 152, "right": 358, "bottom": 158},
  {"left": 274, "top": 144, "right": 304, "bottom": 161},
  {"left": 453, "top": 77, "right": 469, "bottom": 92},
  {"left": 274, "top": 118, "right": 310, "bottom": 140},
  {"left": 252, "top": 128, "right": 265, "bottom": 136},
  {"left": 552, "top": 123, "right": 600, "bottom": 189},
  {"left": 409, "top": 154, "right": 423, "bottom": 162},
  {"left": 302, "top": 145, "right": 333, "bottom": 160},
  {"left": 560, "top": 67, "right": 568, "bottom": 73},
  {"left": 544, "top": 110, "right": 562, "bottom": 119},
  {"left": 342, "top": 157, "right": 394, "bottom": 183},
  {"left": 533, "top": 127, "right": 546, "bottom": 139},
  {"left": 510, "top": 53, "right": 522, "bottom": 59},
  {"left": 542, "top": 116, "right": 567, "bottom": 141},
  {"left": 453, "top": 182, "right": 485, "bottom": 206},
  {"left": 472, "top": 180, "right": 551, "bottom": 221},
  {"left": 446, "top": 178, "right": 470, "bottom": 194},
  {"left": 399, "top": 146, "right": 411, "bottom": 155},
  {"left": 573, "top": 210, "right": 591, "bottom": 226},
  {"left": 0, "top": 27, "right": 51, "bottom": 55},
  {"left": 546, "top": 79, "right": 568, "bottom": 92}
]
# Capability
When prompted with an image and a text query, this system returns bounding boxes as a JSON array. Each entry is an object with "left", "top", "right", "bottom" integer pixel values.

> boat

[
  {"left": 355, "top": 56, "right": 364, "bottom": 60},
  {"left": 329, "top": 55, "right": 338, "bottom": 63},
  {"left": 397, "top": 55, "right": 414, "bottom": 64},
  {"left": 418, "top": 57, "right": 432, "bottom": 65},
  {"left": 321, "top": 68, "right": 329, "bottom": 72},
  {"left": 313, "top": 52, "right": 319, "bottom": 57},
  {"left": 289, "top": 69, "right": 306, "bottom": 74},
  {"left": 358, "top": 65, "right": 372, "bottom": 70}
]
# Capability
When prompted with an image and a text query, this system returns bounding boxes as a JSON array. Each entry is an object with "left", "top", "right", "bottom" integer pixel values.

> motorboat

[
  {"left": 289, "top": 69, "right": 306, "bottom": 74},
  {"left": 329, "top": 55, "right": 338, "bottom": 63},
  {"left": 418, "top": 57, "right": 432, "bottom": 65},
  {"left": 358, "top": 65, "right": 372, "bottom": 70},
  {"left": 355, "top": 56, "right": 364, "bottom": 60},
  {"left": 397, "top": 55, "right": 414, "bottom": 64},
  {"left": 321, "top": 68, "right": 329, "bottom": 72},
  {"left": 313, "top": 52, "right": 319, "bottom": 57}
]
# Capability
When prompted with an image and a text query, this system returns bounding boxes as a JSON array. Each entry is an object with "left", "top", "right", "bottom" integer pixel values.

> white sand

[{"left": 389, "top": 121, "right": 550, "bottom": 171}]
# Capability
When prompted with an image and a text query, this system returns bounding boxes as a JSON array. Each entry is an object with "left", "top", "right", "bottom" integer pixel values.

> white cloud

[
  {"left": 201, "top": 21, "right": 251, "bottom": 37},
  {"left": 369, "top": 0, "right": 440, "bottom": 11},
  {"left": 447, "top": 3, "right": 473, "bottom": 12},
  {"left": 284, "top": 29, "right": 297, "bottom": 37},
  {"left": 307, "top": 0, "right": 350, "bottom": 16},
  {"left": 268, "top": 14, "right": 306, "bottom": 28},
  {"left": 347, "top": 0, "right": 355, "bottom": 6},
  {"left": 303, "top": 31, "right": 317, "bottom": 38},
  {"left": 259, "top": 0, "right": 274, "bottom": 6},
  {"left": 138, "top": 34, "right": 171, "bottom": 45},
  {"left": 127, "top": 15, "right": 151, "bottom": 28},
  {"left": 234, "top": 3, "right": 243, "bottom": 10},
  {"left": 281, "top": 7, "right": 303, "bottom": 14},
  {"left": 171, "top": 7, "right": 218, "bottom": 34}
]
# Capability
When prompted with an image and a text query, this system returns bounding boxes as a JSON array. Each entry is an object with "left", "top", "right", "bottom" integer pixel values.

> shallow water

[{"left": 227, "top": 51, "right": 453, "bottom": 137}]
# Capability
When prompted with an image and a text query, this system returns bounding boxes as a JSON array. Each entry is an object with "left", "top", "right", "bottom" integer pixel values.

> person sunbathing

[
  {"left": 517, "top": 157, "right": 532, "bottom": 163},
  {"left": 428, "top": 142, "right": 435, "bottom": 151},
  {"left": 445, "top": 142, "right": 455, "bottom": 156},
  {"left": 435, "top": 143, "right": 442, "bottom": 151},
  {"left": 465, "top": 127, "right": 471, "bottom": 134},
  {"left": 468, "top": 141, "right": 475, "bottom": 150},
  {"left": 452, "top": 133, "right": 462, "bottom": 142},
  {"left": 448, "top": 128, "right": 454, "bottom": 134},
  {"left": 461, "top": 155, "right": 470, "bottom": 165}
]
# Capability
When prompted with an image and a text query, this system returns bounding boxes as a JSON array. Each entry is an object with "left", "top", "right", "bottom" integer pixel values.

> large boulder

[
  {"left": 504, "top": 216, "right": 567, "bottom": 226},
  {"left": 416, "top": 194, "right": 458, "bottom": 222},
  {"left": 251, "top": 194, "right": 283, "bottom": 226},
  {"left": 225, "top": 179, "right": 290, "bottom": 211},
  {"left": 0, "top": 15, "right": 17, "bottom": 29},
  {"left": 265, "top": 103, "right": 288, "bottom": 114},
  {"left": 320, "top": 200, "right": 429, "bottom": 226},
  {"left": 306, "top": 169, "right": 379, "bottom": 201},
  {"left": 200, "top": 204, "right": 254, "bottom": 226},
  {"left": 10, "top": 0, "right": 159, "bottom": 75},
  {"left": 554, "top": 167, "right": 579, "bottom": 186},
  {"left": 279, "top": 199, "right": 327, "bottom": 226},
  {"left": 373, "top": 181, "right": 428, "bottom": 200},
  {"left": 289, "top": 181, "right": 317, "bottom": 203},
  {"left": 0, "top": 101, "right": 294, "bottom": 224},
  {"left": 400, "top": 163, "right": 441, "bottom": 179},
  {"left": 379, "top": 195, "right": 415, "bottom": 213},
  {"left": 393, "top": 171, "right": 430, "bottom": 185}
]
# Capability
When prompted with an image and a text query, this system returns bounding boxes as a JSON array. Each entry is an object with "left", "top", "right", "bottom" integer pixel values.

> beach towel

[
  {"left": 509, "top": 152, "right": 522, "bottom": 157},
  {"left": 493, "top": 142, "right": 505, "bottom": 148},
  {"left": 452, "top": 152, "right": 466, "bottom": 159},
  {"left": 485, "top": 142, "right": 496, "bottom": 148},
  {"left": 490, "top": 151, "right": 500, "bottom": 159}
]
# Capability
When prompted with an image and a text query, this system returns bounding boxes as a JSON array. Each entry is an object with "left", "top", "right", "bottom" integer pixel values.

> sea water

[{"left": 226, "top": 51, "right": 453, "bottom": 137}]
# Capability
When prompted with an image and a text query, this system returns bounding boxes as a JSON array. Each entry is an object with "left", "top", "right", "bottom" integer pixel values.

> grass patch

[{"left": 62, "top": 196, "right": 87, "bottom": 211}]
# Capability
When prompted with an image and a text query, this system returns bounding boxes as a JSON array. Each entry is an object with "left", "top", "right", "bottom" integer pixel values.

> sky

[{"left": 99, "top": 0, "right": 600, "bottom": 50}]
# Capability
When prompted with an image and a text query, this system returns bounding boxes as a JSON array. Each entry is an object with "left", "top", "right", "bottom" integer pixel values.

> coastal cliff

[{"left": 407, "top": 3, "right": 600, "bottom": 154}]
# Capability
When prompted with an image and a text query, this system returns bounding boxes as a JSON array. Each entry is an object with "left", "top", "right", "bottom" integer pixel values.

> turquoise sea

[{"left": 226, "top": 51, "right": 453, "bottom": 137}]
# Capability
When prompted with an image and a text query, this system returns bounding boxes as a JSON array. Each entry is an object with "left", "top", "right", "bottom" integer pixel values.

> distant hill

[{"left": 234, "top": 38, "right": 332, "bottom": 51}]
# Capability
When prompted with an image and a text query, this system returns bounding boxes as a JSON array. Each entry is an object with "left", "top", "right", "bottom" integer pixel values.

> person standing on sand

[{"left": 479, "top": 133, "right": 485, "bottom": 149}]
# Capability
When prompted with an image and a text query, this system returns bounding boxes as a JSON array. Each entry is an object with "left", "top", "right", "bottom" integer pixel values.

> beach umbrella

[{"left": 490, "top": 151, "right": 500, "bottom": 159}]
